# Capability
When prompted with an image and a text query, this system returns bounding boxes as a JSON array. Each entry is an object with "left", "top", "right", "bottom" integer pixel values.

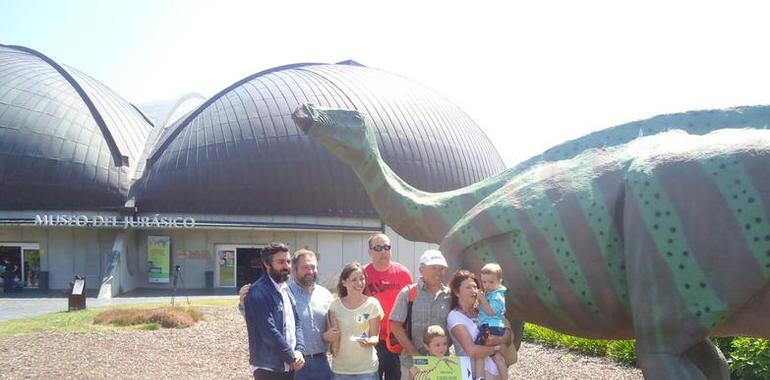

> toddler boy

[{"left": 475, "top": 263, "right": 508, "bottom": 379}]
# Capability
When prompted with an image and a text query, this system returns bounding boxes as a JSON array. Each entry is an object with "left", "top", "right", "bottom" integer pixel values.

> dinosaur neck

[{"left": 347, "top": 142, "right": 498, "bottom": 244}]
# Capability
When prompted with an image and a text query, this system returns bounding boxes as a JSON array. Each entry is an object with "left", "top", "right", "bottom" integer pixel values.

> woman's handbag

[
  {"left": 501, "top": 319, "right": 518, "bottom": 365},
  {"left": 501, "top": 341, "right": 518, "bottom": 366}
]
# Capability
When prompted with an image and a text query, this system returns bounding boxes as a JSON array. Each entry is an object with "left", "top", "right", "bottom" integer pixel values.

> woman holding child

[
  {"left": 447, "top": 269, "right": 511, "bottom": 380},
  {"left": 325, "top": 262, "right": 384, "bottom": 380}
]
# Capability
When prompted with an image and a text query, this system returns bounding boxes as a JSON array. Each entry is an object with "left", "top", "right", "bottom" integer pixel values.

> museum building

[{"left": 0, "top": 44, "right": 505, "bottom": 296}]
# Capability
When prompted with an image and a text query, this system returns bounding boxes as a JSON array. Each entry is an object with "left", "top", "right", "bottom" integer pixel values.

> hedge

[{"left": 522, "top": 324, "right": 770, "bottom": 378}]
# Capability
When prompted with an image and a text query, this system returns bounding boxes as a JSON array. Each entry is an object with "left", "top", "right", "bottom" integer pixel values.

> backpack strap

[{"left": 405, "top": 284, "right": 417, "bottom": 340}]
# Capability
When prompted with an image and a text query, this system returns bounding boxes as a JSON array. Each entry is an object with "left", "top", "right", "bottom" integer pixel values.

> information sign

[
  {"left": 412, "top": 356, "right": 472, "bottom": 380},
  {"left": 148, "top": 236, "right": 171, "bottom": 283},
  {"left": 72, "top": 279, "right": 85, "bottom": 295}
]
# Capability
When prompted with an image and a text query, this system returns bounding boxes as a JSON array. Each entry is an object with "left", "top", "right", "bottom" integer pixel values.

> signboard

[
  {"left": 412, "top": 356, "right": 472, "bottom": 380},
  {"left": 147, "top": 236, "right": 171, "bottom": 283},
  {"left": 72, "top": 279, "right": 85, "bottom": 295},
  {"left": 34, "top": 214, "right": 196, "bottom": 229}
]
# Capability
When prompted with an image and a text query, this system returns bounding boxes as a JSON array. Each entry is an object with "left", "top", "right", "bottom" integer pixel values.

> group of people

[
  {"left": 240, "top": 233, "right": 514, "bottom": 380},
  {"left": 1, "top": 259, "right": 21, "bottom": 292}
]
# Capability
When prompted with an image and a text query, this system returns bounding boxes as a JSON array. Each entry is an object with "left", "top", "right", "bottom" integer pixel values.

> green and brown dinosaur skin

[{"left": 293, "top": 104, "right": 770, "bottom": 379}]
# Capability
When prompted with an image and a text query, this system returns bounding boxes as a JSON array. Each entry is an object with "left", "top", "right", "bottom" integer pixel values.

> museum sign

[{"left": 34, "top": 214, "right": 196, "bottom": 229}]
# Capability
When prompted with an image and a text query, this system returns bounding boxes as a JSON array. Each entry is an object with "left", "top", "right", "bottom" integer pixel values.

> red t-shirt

[{"left": 364, "top": 262, "right": 414, "bottom": 339}]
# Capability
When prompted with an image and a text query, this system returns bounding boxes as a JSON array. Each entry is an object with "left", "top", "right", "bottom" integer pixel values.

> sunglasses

[{"left": 370, "top": 244, "right": 392, "bottom": 252}]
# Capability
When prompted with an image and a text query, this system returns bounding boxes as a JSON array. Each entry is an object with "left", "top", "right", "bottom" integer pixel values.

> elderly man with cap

[{"left": 389, "top": 249, "right": 453, "bottom": 380}]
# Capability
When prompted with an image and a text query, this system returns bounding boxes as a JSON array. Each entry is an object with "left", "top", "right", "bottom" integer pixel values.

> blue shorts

[{"left": 474, "top": 324, "right": 507, "bottom": 345}]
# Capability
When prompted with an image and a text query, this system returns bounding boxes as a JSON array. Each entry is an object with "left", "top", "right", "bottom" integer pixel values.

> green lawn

[{"left": 0, "top": 298, "right": 238, "bottom": 338}]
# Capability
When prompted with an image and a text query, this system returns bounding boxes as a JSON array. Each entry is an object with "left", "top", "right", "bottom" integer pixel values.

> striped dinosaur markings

[
  {"left": 294, "top": 103, "right": 770, "bottom": 380},
  {"left": 523, "top": 162, "right": 607, "bottom": 323},
  {"left": 659, "top": 158, "right": 766, "bottom": 328},
  {"left": 470, "top": 151, "right": 634, "bottom": 332},
  {"left": 572, "top": 180, "right": 630, "bottom": 307},
  {"left": 548, "top": 181, "right": 633, "bottom": 330},
  {"left": 626, "top": 170, "right": 729, "bottom": 330},
  {"left": 442, "top": 183, "right": 579, "bottom": 329},
  {"left": 700, "top": 153, "right": 770, "bottom": 277}
]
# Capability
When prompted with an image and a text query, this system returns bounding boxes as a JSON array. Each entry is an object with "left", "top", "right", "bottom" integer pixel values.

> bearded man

[
  {"left": 245, "top": 242, "right": 305, "bottom": 380},
  {"left": 288, "top": 249, "right": 334, "bottom": 380}
]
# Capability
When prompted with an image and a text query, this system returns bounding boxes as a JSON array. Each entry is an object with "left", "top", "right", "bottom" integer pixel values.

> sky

[{"left": 2, "top": 0, "right": 770, "bottom": 167}]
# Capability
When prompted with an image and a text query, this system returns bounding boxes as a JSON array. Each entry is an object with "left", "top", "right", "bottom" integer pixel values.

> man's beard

[
  {"left": 268, "top": 267, "right": 290, "bottom": 283},
  {"left": 297, "top": 273, "right": 316, "bottom": 287}
]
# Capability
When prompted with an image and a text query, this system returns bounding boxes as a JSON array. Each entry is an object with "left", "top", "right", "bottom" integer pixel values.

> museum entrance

[
  {"left": 214, "top": 244, "right": 263, "bottom": 288},
  {"left": 0, "top": 243, "right": 41, "bottom": 290},
  {"left": 236, "top": 248, "right": 263, "bottom": 289}
]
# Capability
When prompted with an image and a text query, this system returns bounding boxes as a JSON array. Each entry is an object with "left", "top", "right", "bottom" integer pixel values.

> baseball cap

[{"left": 419, "top": 249, "right": 448, "bottom": 267}]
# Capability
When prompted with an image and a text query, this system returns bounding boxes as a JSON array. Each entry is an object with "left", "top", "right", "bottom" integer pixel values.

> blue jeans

[
  {"left": 474, "top": 324, "right": 507, "bottom": 345},
  {"left": 332, "top": 372, "right": 378, "bottom": 380},
  {"left": 297, "top": 355, "right": 332, "bottom": 380}
]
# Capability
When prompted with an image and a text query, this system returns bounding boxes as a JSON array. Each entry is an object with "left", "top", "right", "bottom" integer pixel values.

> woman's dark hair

[
  {"left": 337, "top": 262, "right": 365, "bottom": 297},
  {"left": 261, "top": 242, "right": 289, "bottom": 264},
  {"left": 449, "top": 270, "right": 479, "bottom": 310}
]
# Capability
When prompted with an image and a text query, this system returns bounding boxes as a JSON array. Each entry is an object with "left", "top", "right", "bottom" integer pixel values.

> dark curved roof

[
  {"left": 0, "top": 44, "right": 152, "bottom": 210},
  {"left": 134, "top": 62, "right": 505, "bottom": 216}
]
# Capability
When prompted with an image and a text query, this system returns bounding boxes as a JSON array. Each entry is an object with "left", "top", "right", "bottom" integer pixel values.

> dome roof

[
  {"left": 139, "top": 92, "right": 207, "bottom": 129},
  {"left": 0, "top": 44, "right": 152, "bottom": 210},
  {"left": 135, "top": 62, "right": 505, "bottom": 216}
]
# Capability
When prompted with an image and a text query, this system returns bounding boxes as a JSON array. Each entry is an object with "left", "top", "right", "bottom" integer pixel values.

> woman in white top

[
  {"left": 324, "top": 262, "right": 384, "bottom": 380},
  {"left": 447, "top": 270, "right": 510, "bottom": 380}
]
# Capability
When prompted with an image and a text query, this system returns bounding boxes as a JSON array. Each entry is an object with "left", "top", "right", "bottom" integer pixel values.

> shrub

[
  {"left": 523, "top": 324, "right": 624, "bottom": 357},
  {"left": 94, "top": 306, "right": 202, "bottom": 328},
  {"left": 728, "top": 338, "right": 770, "bottom": 380},
  {"left": 606, "top": 340, "right": 636, "bottom": 365},
  {"left": 711, "top": 336, "right": 735, "bottom": 359},
  {"left": 523, "top": 324, "right": 769, "bottom": 378}
]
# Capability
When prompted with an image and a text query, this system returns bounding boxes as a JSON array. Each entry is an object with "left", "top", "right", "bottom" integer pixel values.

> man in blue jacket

[{"left": 245, "top": 242, "right": 305, "bottom": 380}]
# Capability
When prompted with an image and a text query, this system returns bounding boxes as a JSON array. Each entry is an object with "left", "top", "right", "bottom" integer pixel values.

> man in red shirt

[{"left": 364, "top": 233, "right": 414, "bottom": 380}]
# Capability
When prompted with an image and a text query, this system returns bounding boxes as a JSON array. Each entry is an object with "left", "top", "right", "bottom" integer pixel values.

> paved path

[{"left": 0, "top": 290, "right": 238, "bottom": 322}]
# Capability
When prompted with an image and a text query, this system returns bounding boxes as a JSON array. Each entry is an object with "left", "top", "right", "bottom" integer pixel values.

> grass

[
  {"left": 94, "top": 306, "right": 203, "bottom": 328},
  {"left": 0, "top": 297, "right": 238, "bottom": 338}
]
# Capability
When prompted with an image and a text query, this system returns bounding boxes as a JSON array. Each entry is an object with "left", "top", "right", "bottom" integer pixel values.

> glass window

[{"left": 23, "top": 249, "right": 41, "bottom": 288}]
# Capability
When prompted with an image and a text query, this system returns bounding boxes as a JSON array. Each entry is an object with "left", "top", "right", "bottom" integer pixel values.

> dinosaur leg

[
  {"left": 623, "top": 166, "right": 747, "bottom": 380},
  {"left": 636, "top": 351, "right": 709, "bottom": 380},
  {"left": 683, "top": 339, "right": 729, "bottom": 380},
  {"left": 624, "top": 198, "right": 709, "bottom": 378},
  {"left": 635, "top": 339, "right": 729, "bottom": 380}
]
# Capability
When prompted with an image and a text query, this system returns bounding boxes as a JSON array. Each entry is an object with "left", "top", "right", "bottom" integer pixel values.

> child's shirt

[{"left": 478, "top": 285, "right": 506, "bottom": 328}]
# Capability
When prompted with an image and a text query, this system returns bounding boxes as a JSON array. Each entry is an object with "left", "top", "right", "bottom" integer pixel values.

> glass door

[
  {"left": 23, "top": 249, "right": 41, "bottom": 288},
  {"left": 1, "top": 243, "right": 40, "bottom": 290},
  {"left": 0, "top": 246, "right": 22, "bottom": 290},
  {"left": 216, "top": 247, "right": 236, "bottom": 287},
  {"left": 214, "top": 244, "right": 264, "bottom": 288}
]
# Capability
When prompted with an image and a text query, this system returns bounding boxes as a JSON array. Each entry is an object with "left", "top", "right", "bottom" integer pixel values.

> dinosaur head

[{"left": 292, "top": 103, "right": 373, "bottom": 164}]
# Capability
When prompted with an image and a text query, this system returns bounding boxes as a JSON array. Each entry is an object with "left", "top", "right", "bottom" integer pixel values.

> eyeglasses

[{"left": 370, "top": 244, "right": 391, "bottom": 252}]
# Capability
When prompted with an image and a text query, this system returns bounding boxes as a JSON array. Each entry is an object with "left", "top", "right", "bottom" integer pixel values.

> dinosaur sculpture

[{"left": 292, "top": 104, "right": 770, "bottom": 379}]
